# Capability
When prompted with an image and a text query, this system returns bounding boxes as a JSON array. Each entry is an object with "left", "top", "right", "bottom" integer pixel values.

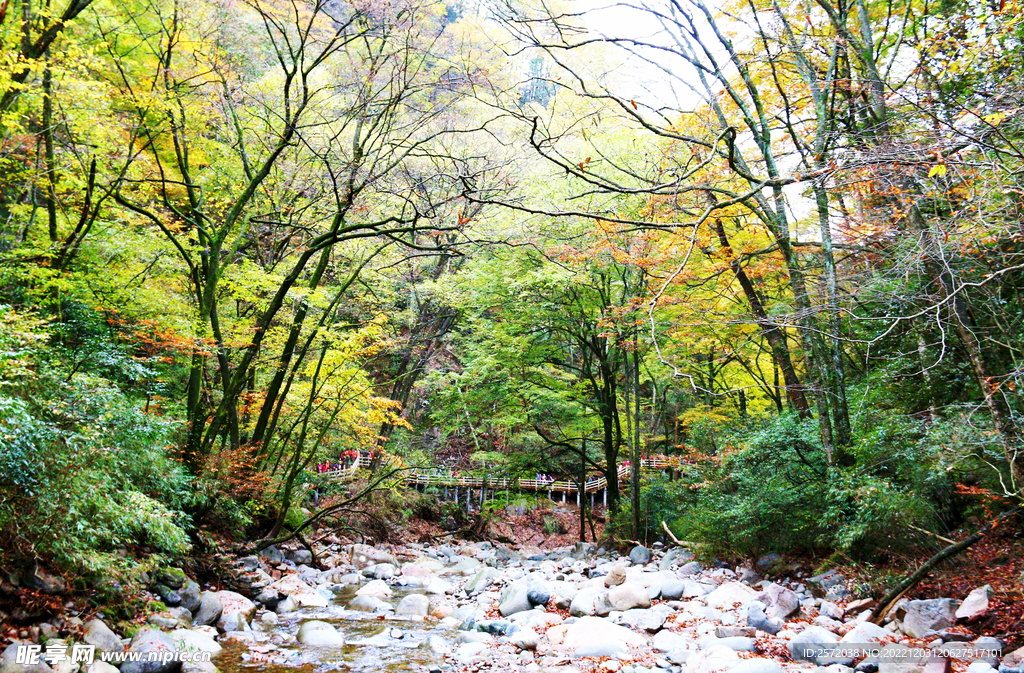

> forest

[{"left": 0, "top": 0, "right": 1023, "bottom": 660}]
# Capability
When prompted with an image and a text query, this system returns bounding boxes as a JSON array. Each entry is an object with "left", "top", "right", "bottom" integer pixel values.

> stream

[{"left": 217, "top": 586, "right": 453, "bottom": 673}]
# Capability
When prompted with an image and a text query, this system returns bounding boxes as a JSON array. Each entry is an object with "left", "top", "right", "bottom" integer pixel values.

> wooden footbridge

[{"left": 318, "top": 454, "right": 681, "bottom": 509}]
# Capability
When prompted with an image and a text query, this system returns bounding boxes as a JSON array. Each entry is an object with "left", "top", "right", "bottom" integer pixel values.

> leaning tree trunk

[{"left": 870, "top": 508, "right": 1021, "bottom": 624}]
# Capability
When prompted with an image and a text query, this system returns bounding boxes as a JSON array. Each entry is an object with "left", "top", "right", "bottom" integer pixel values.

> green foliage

[
  {"left": 482, "top": 491, "right": 541, "bottom": 514},
  {"left": 542, "top": 515, "right": 566, "bottom": 535},
  {"left": 659, "top": 414, "right": 950, "bottom": 561},
  {"left": 0, "top": 304, "right": 191, "bottom": 576}
]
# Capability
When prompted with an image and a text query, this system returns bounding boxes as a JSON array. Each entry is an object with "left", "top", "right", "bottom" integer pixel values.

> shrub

[
  {"left": 0, "top": 305, "right": 192, "bottom": 577},
  {"left": 657, "top": 413, "right": 944, "bottom": 561}
]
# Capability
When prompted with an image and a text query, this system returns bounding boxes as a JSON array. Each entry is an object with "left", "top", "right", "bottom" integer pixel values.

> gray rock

[
  {"left": 254, "top": 588, "right": 281, "bottom": 609},
  {"left": 372, "top": 564, "right": 396, "bottom": 580},
  {"left": 167, "top": 608, "right": 192, "bottom": 628},
  {"left": 903, "top": 599, "right": 958, "bottom": 639},
  {"left": 509, "top": 628, "right": 540, "bottom": 651},
  {"left": 350, "top": 545, "right": 397, "bottom": 570},
  {"left": 296, "top": 621, "right": 345, "bottom": 647},
  {"left": 629, "top": 546, "right": 652, "bottom": 565},
  {"left": 355, "top": 579, "right": 391, "bottom": 599},
  {"left": 216, "top": 591, "right": 256, "bottom": 622},
  {"left": 347, "top": 596, "right": 393, "bottom": 613},
  {"left": 396, "top": 594, "right": 430, "bottom": 617},
  {"left": 745, "top": 603, "right": 781, "bottom": 634},
  {"left": 193, "top": 592, "right": 222, "bottom": 627},
  {"left": 83, "top": 620, "right": 123, "bottom": 654},
  {"left": 216, "top": 613, "right": 249, "bottom": 633},
  {"left": 274, "top": 596, "right": 296, "bottom": 614},
  {"left": 287, "top": 549, "right": 313, "bottom": 566},
  {"left": 455, "top": 642, "right": 489, "bottom": 664},
  {"left": 821, "top": 601, "right": 845, "bottom": 621},
  {"left": 659, "top": 548, "right": 695, "bottom": 570},
  {"left": 668, "top": 648, "right": 694, "bottom": 665},
  {"left": 738, "top": 568, "right": 761, "bottom": 585},
  {"left": 85, "top": 663, "right": 119, "bottom": 673},
  {"left": 956, "top": 586, "right": 991, "bottom": 621},
  {"left": 713, "top": 637, "right": 757, "bottom": 652},
  {"left": 153, "top": 569, "right": 187, "bottom": 589},
  {"left": 1002, "top": 647, "right": 1024, "bottom": 669},
  {"left": 620, "top": 605, "right": 672, "bottom": 632},
  {"left": 455, "top": 631, "right": 493, "bottom": 644},
  {"left": 258, "top": 546, "right": 285, "bottom": 564},
  {"left": 464, "top": 568, "right": 499, "bottom": 595},
  {"left": 607, "top": 582, "right": 651, "bottom": 611},
  {"left": 426, "top": 636, "right": 452, "bottom": 656},
  {"left": 147, "top": 613, "right": 179, "bottom": 629},
  {"left": 178, "top": 582, "right": 201, "bottom": 614},
  {"left": 570, "top": 587, "right": 610, "bottom": 617},
  {"left": 840, "top": 622, "right": 891, "bottom": 645},
  {"left": 499, "top": 582, "right": 532, "bottom": 617},
  {"left": 762, "top": 583, "right": 800, "bottom": 620},
  {"left": 564, "top": 617, "right": 645, "bottom": 660},
  {"left": 789, "top": 626, "right": 848, "bottom": 665},
  {"left": 169, "top": 630, "right": 221, "bottom": 656},
  {"left": 476, "top": 619, "right": 513, "bottom": 636},
  {"left": 661, "top": 580, "right": 686, "bottom": 601},
  {"left": 527, "top": 582, "right": 550, "bottom": 606},
  {"left": 451, "top": 558, "right": 482, "bottom": 575},
  {"left": 965, "top": 664, "right": 996, "bottom": 673},
  {"left": 605, "top": 564, "right": 627, "bottom": 587},
  {"left": 495, "top": 546, "right": 521, "bottom": 563},
  {"left": 573, "top": 640, "right": 631, "bottom": 660},
  {"left": 653, "top": 631, "right": 689, "bottom": 653},
  {"left": 706, "top": 582, "right": 758, "bottom": 609},
  {"left": 679, "top": 561, "right": 703, "bottom": 576},
  {"left": 154, "top": 585, "right": 182, "bottom": 607},
  {"left": 425, "top": 577, "right": 454, "bottom": 595},
  {"left": 683, "top": 579, "right": 714, "bottom": 597},
  {"left": 2, "top": 643, "right": 54, "bottom": 673},
  {"left": 120, "top": 628, "right": 180, "bottom": 673},
  {"left": 974, "top": 637, "right": 1003, "bottom": 667},
  {"left": 716, "top": 626, "right": 755, "bottom": 638},
  {"left": 808, "top": 570, "right": 847, "bottom": 598},
  {"left": 237, "top": 556, "right": 260, "bottom": 571}
]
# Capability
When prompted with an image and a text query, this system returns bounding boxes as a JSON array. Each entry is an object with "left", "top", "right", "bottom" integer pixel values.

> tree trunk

[
  {"left": 713, "top": 219, "right": 810, "bottom": 418},
  {"left": 911, "top": 204, "right": 1024, "bottom": 496}
]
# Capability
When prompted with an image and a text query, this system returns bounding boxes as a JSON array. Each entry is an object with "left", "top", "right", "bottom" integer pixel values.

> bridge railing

[{"left": 317, "top": 455, "right": 680, "bottom": 494}]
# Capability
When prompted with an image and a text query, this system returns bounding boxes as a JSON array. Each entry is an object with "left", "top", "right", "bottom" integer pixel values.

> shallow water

[{"left": 216, "top": 586, "right": 455, "bottom": 673}]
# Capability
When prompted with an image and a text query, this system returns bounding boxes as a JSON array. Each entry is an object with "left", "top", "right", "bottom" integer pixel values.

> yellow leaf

[{"left": 929, "top": 164, "right": 947, "bottom": 177}]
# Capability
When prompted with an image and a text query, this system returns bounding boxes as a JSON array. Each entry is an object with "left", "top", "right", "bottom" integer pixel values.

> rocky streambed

[{"left": 4, "top": 541, "right": 1021, "bottom": 673}]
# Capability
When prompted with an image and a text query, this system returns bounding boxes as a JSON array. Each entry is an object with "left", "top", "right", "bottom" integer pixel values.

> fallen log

[{"left": 870, "top": 507, "right": 1020, "bottom": 624}]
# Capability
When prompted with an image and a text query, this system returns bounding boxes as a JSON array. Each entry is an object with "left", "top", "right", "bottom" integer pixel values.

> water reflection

[{"left": 215, "top": 586, "right": 454, "bottom": 673}]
